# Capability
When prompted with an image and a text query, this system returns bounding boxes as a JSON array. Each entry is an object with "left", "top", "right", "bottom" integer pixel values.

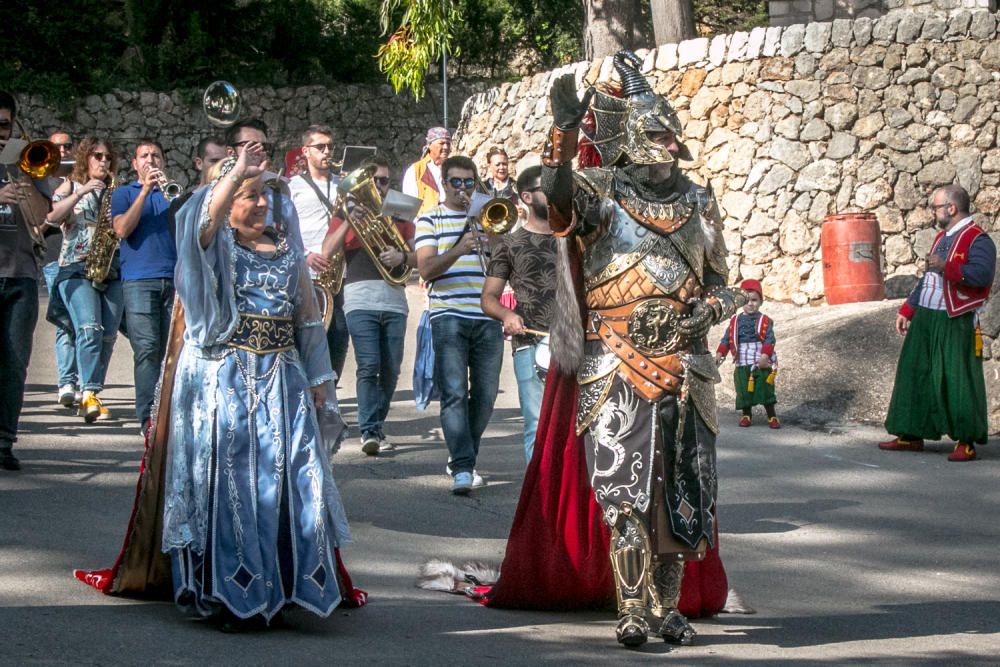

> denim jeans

[
  {"left": 58, "top": 278, "right": 124, "bottom": 392},
  {"left": 327, "top": 304, "right": 349, "bottom": 381},
  {"left": 512, "top": 345, "right": 545, "bottom": 465},
  {"left": 122, "top": 278, "right": 174, "bottom": 425},
  {"left": 345, "top": 309, "right": 407, "bottom": 438},
  {"left": 0, "top": 278, "right": 38, "bottom": 449},
  {"left": 43, "top": 262, "right": 77, "bottom": 387},
  {"left": 430, "top": 316, "right": 504, "bottom": 475}
]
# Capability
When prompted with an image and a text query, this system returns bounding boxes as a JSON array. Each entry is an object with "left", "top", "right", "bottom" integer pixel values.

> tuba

[
  {"left": 84, "top": 176, "right": 119, "bottom": 284},
  {"left": 335, "top": 165, "right": 413, "bottom": 286}
]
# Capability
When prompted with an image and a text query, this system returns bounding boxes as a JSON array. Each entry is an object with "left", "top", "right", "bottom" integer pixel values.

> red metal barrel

[{"left": 821, "top": 213, "right": 885, "bottom": 305}]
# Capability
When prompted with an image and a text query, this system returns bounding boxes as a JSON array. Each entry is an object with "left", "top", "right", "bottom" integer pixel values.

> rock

[
  {"left": 983, "top": 149, "right": 1000, "bottom": 173},
  {"left": 913, "top": 81, "right": 938, "bottom": 109},
  {"left": 824, "top": 103, "right": 857, "bottom": 131},
  {"left": 805, "top": 22, "right": 832, "bottom": 53},
  {"left": 742, "top": 235, "right": 780, "bottom": 263},
  {"left": 952, "top": 124, "right": 977, "bottom": 145},
  {"left": 920, "top": 13, "right": 947, "bottom": 40},
  {"left": 781, "top": 24, "right": 805, "bottom": 58},
  {"left": 745, "top": 27, "right": 766, "bottom": 60},
  {"left": 906, "top": 207, "right": 933, "bottom": 232},
  {"left": 775, "top": 115, "right": 801, "bottom": 140},
  {"left": 855, "top": 178, "right": 893, "bottom": 209},
  {"left": 744, "top": 210, "right": 780, "bottom": 236},
  {"left": 759, "top": 163, "right": 795, "bottom": 195},
  {"left": 932, "top": 65, "right": 965, "bottom": 89},
  {"left": 976, "top": 187, "right": 1000, "bottom": 215},
  {"left": 679, "top": 69, "right": 708, "bottom": 97},
  {"left": 854, "top": 17, "right": 873, "bottom": 47},
  {"left": 678, "top": 38, "right": 710, "bottom": 67},
  {"left": 779, "top": 210, "right": 814, "bottom": 255},
  {"left": 786, "top": 80, "right": 820, "bottom": 102},
  {"left": 836, "top": 174, "right": 856, "bottom": 213},
  {"left": 853, "top": 113, "right": 884, "bottom": 139},
  {"left": 763, "top": 26, "right": 783, "bottom": 58},
  {"left": 796, "top": 159, "right": 841, "bottom": 192},
  {"left": 965, "top": 61, "right": 991, "bottom": 86},
  {"left": 895, "top": 13, "right": 924, "bottom": 43},
  {"left": 896, "top": 67, "right": 930, "bottom": 85},
  {"left": 852, "top": 67, "right": 891, "bottom": 90},
  {"left": 800, "top": 118, "right": 832, "bottom": 141},
  {"left": 826, "top": 133, "right": 857, "bottom": 160},
  {"left": 721, "top": 190, "right": 755, "bottom": 223},
  {"left": 759, "top": 58, "right": 794, "bottom": 81},
  {"left": 689, "top": 88, "right": 717, "bottom": 119},
  {"left": 878, "top": 127, "right": 920, "bottom": 152},
  {"left": 745, "top": 159, "right": 773, "bottom": 189},
  {"left": 656, "top": 43, "right": 679, "bottom": 71},
  {"left": 762, "top": 257, "right": 801, "bottom": 301},
  {"left": 913, "top": 227, "right": 939, "bottom": 257},
  {"left": 885, "top": 234, "right": 914, "bottom": 265},
  {"left": 875, "top": 205, "right": 905, "bottom": 233},
  {"left": 953, "top": 147, "right": 984, "bottom": 198},
  {"left": 884, "top": 107, "right": 912, "bottom": 128},
  {"left": 969, "top": 10, "right": 997, "bottom": 40},
  {"left": 872, "top": 13, "right": 902, "bottom": 43},
  {"left": 709, "top": 35, "right": 728, "bottom": 67},
  {"left": 916, "top": 160, "right": 957, "bottom": 187},
  {"left": 894, "top": 173, "right": 923, "bottom": 211},
  {"left": 770, "top": 137, "right": 811, "bottom": 170},
  {"left": 809, "top": 192, "right": 834, "bottom": 223},
  {"left": 832, "top": 19, "right": 853, "bottom": 48}
]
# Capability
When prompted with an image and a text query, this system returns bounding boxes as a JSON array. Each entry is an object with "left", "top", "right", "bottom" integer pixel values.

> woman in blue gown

[{"left": 163, "top": 143, "right": 353, "bottom": 627}]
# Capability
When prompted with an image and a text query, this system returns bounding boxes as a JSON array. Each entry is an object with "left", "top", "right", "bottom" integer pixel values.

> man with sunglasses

[
  {"left": 322, "top": 155, "right": 416, "bottom": 455},
  {"left": 415, "top": 155, "right": 503, "bottom": 495},
  {"left": 0, "top": 90, "right": 53, "bottom": 470},
  {"left": 111, "top": 138, "right": 177, "bottom": 436},
  {"left": 881, "top": 184, "right": 996, "bottom": 462},
  {"left": 288, "top": 124, "right": 350, "bottom": 381}
]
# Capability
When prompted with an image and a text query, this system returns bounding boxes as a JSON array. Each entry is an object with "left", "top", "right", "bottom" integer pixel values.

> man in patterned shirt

[
  {"left": 880, "top": 184, "right": 996, "bottom": 462},
  {"left": 415, "top": 155, "right": 503, "bottom": 495},
  {"left": 482, "top": 165, "right": 556, "bottom": 465}
]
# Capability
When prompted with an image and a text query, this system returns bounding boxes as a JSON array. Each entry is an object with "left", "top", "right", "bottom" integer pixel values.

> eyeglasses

[
  {"left": 929, "top": 203, "right": 951, "bottom": 210},
  {"left": 54, "top": 142, "right": 73, "bottom": 150},
  {"left": 447, "top": 177, "right": 477, "bottom": 190},
  {"left": 91, "top": 152, "right": 112, "bottom": 162},
  {"left": 0, "top": 120, "right": 11, "bottom": 129},
  {"left": 306, "top": 143, "right": 335, "bottom": 153},
  {"left": 231, "top": 140, "right": 273, "bottom": 153},
  {"left": 374, "top": 176, "right": 390, "bottom": 186}
]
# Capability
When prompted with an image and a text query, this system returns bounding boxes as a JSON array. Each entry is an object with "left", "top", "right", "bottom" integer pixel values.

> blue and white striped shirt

[{"left": 415, "top": 205, "right": 489, "bottom": 321}]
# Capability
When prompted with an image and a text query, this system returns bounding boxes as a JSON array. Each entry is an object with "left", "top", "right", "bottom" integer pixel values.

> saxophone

[{"left": 84, "top": 176, "right": 119, "bottom": 284}]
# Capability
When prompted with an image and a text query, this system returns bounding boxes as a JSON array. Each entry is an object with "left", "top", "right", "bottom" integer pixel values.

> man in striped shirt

[{"left": 415, "top": 155, "right": 504, "bottom": 495}]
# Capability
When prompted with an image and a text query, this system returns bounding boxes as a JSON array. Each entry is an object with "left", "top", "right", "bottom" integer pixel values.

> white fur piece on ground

[
  {"left": 416, "top": 560, "right": 501, "bottom": 593},
  {"left": 720, "top": 588, "right": 756, "bottom": 614}
]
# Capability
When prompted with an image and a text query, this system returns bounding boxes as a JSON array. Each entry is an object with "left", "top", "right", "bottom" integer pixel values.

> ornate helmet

[{"left": 584, "top": 51, "right": 683, "bottom": 167}]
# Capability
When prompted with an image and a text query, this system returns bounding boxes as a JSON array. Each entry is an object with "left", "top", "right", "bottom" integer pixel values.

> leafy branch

[{"left": 377, "top": 0, "right": 462, "bottom": 99}]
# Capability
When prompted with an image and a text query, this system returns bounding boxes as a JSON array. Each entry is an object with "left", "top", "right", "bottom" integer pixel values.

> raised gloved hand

[
  {"left": 677, "top": 299, "right": 716, "bottom": 340},
  {"left": 550, "top": 73, "right": 595, "bottom": 130}
]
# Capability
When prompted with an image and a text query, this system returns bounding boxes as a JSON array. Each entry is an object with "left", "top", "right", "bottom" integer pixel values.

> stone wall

[
  {"left": 770, "top": 0, "right": 995, "bottom": 27},
  {"left": 456, "top": 10, "right": 1000, "bottom": 305},
  {"left": 16, "top": 81, "right": 485, "bottom": 191}
]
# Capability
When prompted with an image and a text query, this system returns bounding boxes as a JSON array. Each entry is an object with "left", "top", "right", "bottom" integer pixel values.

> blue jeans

[
  {"left": 43, "top": 262, "right": 77, "bottom": 387},
  {"left": 0, "top": 278, "right": 38, "bottom": 449},
  {"left": 512, "top": 345, "right": 545, "bottom": 465},
  {"left": 430, "top": 316, "right": 504, "bottom": 475},
  {"left": 123, "top": 278, "right": 174, "bottom": 425},
  {"left": 58, "top": 278, "right": 123, "bottom": 392},
  {"left": 345, "top": 309, "right": 407, "bottom": 438}
]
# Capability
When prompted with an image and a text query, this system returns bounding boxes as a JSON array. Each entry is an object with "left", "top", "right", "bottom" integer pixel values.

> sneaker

[
  {"left": 378, "top": 436, "right": 395, "bottom": 452},
  {"left": 768, "top": 416, "right": 781, "bottom": 429},
  {"left": 361, "top": 433, "right": 381, "bottom": 456},
  {"left": 445, "top": 462, "right": 484, "bottom": 487},
  {"left": 58, "top": 384, "right": 77, "bottom": 408},
  {"left": 452, "top": 471, "right": 473, "bottom": 495},
  {"left": 79, "top": 393, "right": 103, "bottom": 424},
  {"left": 878, "top": 437, "right": 924, "bottom": 452},
  {"left": 947, "top": 443, "right": 977, "bottom": 462},
  {"left": 0, "top": 450, "right": 20, "bottom": 471},
  {"left": 96, "top": 405, "right": 112, "bottom": 421},
  {"left": 738, "top": 415, "right": 752, "bottom": 427}
]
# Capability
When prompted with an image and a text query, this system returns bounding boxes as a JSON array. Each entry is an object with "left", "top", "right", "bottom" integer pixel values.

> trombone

[
  {"left": 1, "top": 119, "right": 61, "bottom": 250},
  {"left": 464, "top": 194, "right": 518, "bottom": 275}
]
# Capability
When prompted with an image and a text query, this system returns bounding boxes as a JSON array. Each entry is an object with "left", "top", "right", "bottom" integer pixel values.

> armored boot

[
  {"left": 608, "top": 503, "right": 654, "bottom": 649},
  {"left": 649, "top": 560, "right": 696, "bottom": 645}
]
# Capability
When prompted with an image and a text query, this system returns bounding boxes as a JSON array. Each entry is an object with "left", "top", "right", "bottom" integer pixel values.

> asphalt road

[{"left": 2, "top": 287, "right": 999, "bottom": 665}]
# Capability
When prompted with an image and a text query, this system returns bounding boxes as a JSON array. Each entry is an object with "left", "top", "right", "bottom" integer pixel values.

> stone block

[
  {"left": 742, "top": 235, "right": 781, "bottom": 263},
  {"left": 781, "top": 24, "right": 806, "bottom": 58},
  {"left": 832, "top": 19, "right": 854, "bottom": 47},
  {"left": 872, "top": 14, "right": 903, "bottom": 42},
  {"left": 763, "top": 26, "right": 783, "bottom": 58},
  {"left": 969, "top": 10, "right": 998, "bottom": 39},
  {"left": 885, "top": 234, "right": 914, "bottom": 265},
  {"left": 896, "top": 14, "right": 925, "bottom": 43},
  {"left": 854, "top": 17, "right": 874, "bottom": 47},
  {"left": 854, "top": 112, "right": 885, "bottom": 139},
  {"left": 824, "top": 102, "right": 858, "bottom": 131},
  {"left": 916, "top": 160, "right": 957, "bottom": 186},
  {"left": 800, "top": 117, "right": 833, "bottom": 141},
  {"left": 678, "top": 38, "right": 710, "bottom": 67},
  {"left": 721, "top": 190, "right": 755, "bottom": 223},
  {"left": 826, "top": 133, "right": 858, "bottom": 160},
  {"left": 875, "top": 205, "right": 905, "bottom": 234},
  {"left": 656, "top": 43, "right": 679, "bottom": 71},
  {"left": 953, "top": 146, "right": 984, "bottom": 197},
  {"left": 759, "top": 163, "right": 795, "bottom": 194},
  {"left": 710, "top": 35, "right": 728, "bottom": 67},
  {"left": 770, "top": 136, "right": 811, "bottom": 169},
  {"left": 805, "top": 22, "right": 832, "bottom": 53},
  {"left": 855, "top": 178, "right": 894, "bottom": 209},
  {"left": 796, "top": 159, "right": 841, "bottom": 192}
]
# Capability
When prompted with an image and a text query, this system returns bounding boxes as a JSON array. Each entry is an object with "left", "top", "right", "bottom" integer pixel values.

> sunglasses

[
  {"left": 0, "top": 120, "right": 11, "bottom": 129},
  {"left": 306, "top": 142, "right": 335, "bottom": 152},
  {"left": 90, "top": 152, "right": 112, "bottom": 162},
  {"left": 373, "top": 176, "right": 390, "bottom": 186},
  {"left": 231, "top": 140, "right": 273, "bottom": 153},
  {"left": 55, "top": 142, "right": 74, "bottom": 150},
  {"left": 447, "top": 177, "right": 477, "bottom": 189}
]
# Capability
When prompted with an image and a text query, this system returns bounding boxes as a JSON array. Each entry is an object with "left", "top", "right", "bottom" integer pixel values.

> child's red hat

[{"left": 740, "top": 279, "right": 763, "bottom": 298}]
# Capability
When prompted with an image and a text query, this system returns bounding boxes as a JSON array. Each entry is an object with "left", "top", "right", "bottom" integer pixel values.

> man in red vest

[{"left": 881, "top": 184, "right": 996, "bottom": 461}]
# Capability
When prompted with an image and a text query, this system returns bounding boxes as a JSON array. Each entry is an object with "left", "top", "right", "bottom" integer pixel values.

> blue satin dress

[{"left": 166, "top": 229, "right": 350, "bottom": 621}]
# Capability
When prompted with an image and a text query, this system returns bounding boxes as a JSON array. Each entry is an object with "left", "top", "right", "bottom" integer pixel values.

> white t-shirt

[
  {"left": 401, "top": 160, "right": 445, "bottom": 205},
  {"left": 288, "top": 174, "right": 335, "bottom": 257}
]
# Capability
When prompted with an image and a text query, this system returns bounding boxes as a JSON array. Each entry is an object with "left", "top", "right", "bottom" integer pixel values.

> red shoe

[
  {"left": 768, "top": 416, "right": 781, "bottom": 429},
  {"left": 738, "top": 415, "right": 752, "bottom": 427},
  {"left": 878, "top": 437, "right": 924, "bottom": 452},
  {"left": 947, "top": 443, "right": 977, "bottom": 462}
]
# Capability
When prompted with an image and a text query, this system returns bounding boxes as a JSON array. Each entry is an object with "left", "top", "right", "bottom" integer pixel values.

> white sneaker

[
  {"left": 361, "top": 434, "right": 380, "bottom": 456},
  {"left": 452, "top": 471, "right": 473, "bottom": 495},
  {"left": 58, "top": 384, "right": 77, "bottom": 407},
  {"left": 378, "top": 436, "right": 395, "bottom": 452},
  {"left": 445, "top": 462, "right": 485, "bottom": 488}
]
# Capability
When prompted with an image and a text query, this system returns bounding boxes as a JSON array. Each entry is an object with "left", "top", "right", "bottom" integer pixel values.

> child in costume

[{"left": 716, "top": 279, "right": 781, "bottom": 429}]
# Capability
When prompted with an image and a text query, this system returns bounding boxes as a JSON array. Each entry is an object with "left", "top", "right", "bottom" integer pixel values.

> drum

[{"left": 533, "top": 335, "right": 551, "bottom": 382}]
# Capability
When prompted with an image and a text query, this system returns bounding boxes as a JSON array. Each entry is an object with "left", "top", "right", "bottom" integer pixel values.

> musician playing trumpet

[
  {"left": 110, "top": 139, "right": 178, "bottom": 435},
  {"left": 320, "top": 155, "right": 417, "bottom": 456},
  {"left": 46, "top": 137, "right": 125, "bottom": 423},
  {"left": 414, "top": 155, "right": 502, "bottom": 495}
]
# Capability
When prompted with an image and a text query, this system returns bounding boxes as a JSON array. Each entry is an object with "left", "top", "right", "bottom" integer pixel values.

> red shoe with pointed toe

[
  {"left": 878, "top": 437, "right": 924, "bottom": 452},
  {"left": 768, "top": 416, "right": 781, "bottom": 429},
  {"left": 738, "top": 415, "right": 752, "bottom": 427},
  {"left": 947, "top": 443, "right": 976, "bottom": 462}
]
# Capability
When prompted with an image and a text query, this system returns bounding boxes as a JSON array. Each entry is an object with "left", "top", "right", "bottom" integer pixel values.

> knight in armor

[{"left": 541, "top": 52, "right": 747, "bottom": 649}]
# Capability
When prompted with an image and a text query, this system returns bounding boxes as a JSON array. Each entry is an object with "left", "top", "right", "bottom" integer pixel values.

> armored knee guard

[{"left": 607, "top": 503, "right": 654, "bottom": 648}]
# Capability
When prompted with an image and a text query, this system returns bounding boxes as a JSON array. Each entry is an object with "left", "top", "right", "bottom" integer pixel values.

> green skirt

[
  {"left": 734, "top": 365, "right": 777, "bottom": 409},
  {"left": 885, "top": 308, "right": 987, "bottom": 444}
]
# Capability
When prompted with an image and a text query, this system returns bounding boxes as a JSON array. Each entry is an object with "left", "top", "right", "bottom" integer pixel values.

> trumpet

[
  {"left": 464, "top": 194, "right": 518, "bottom": 275},
  {"left": 155, "top": 171, "right": 183, "bottom": 201}
]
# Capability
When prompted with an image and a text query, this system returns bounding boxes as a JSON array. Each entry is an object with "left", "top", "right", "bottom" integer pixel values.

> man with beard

[
  {"left": 481, "top": 165, "right": 556, "bottom": 465},
  {"left": 539, "top": 52, "right": 746, "bottom": 648},
  {"left": 880, "top": 184, "right": 995, "bottom": 462}
]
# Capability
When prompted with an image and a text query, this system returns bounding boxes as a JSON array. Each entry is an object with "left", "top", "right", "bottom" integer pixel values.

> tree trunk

[
  {"left": 650, "top": 0, "right": 697, "bottom": 47},
  {"left": 583, "top": 0, "right": 651, "bottom": 60}
]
